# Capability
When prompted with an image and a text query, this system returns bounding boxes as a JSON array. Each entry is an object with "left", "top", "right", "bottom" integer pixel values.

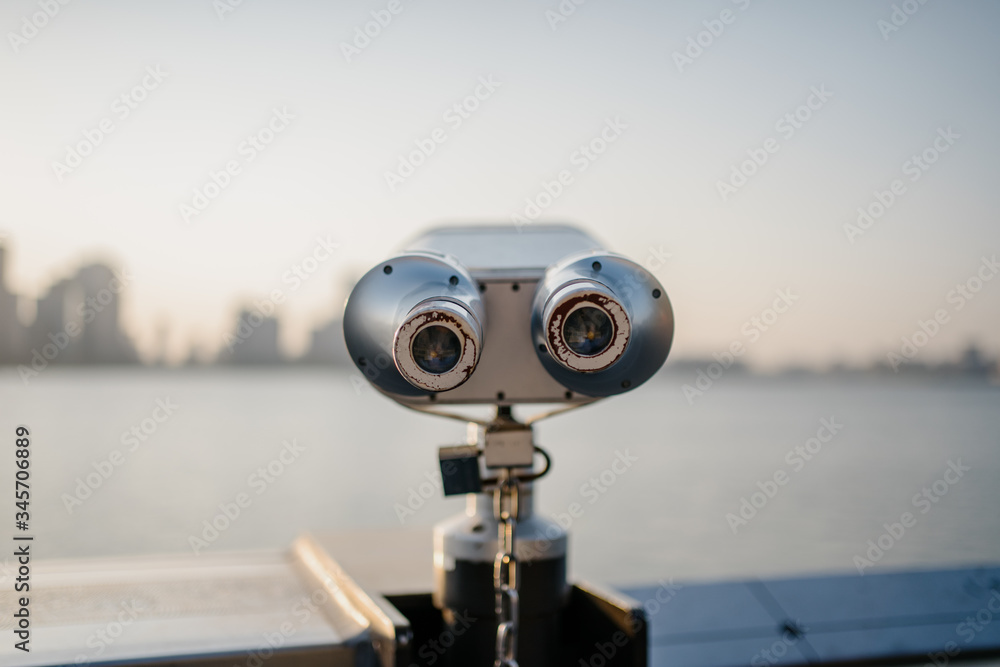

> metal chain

[{"left": 493, "top": 469, "right": 520, "bottom": 667}]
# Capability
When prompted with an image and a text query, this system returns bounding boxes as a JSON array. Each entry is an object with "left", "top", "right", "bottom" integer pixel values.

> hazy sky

[{"left": 1, "top": 0, "right": 998, "bottom": 368}]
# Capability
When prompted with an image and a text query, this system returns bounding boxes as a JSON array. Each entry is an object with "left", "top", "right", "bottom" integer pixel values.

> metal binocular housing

[{"left": 343, "top": 224, "right": 674, "bottom": 406}]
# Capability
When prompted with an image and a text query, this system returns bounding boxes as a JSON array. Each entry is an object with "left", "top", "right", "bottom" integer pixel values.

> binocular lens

[
  {"left": 412, "top": 325, "right": 461, "bottom": 374},
  {"left": 563, "top": 306, "right": 612, "bottom": 357},
  {"left": 392, "top": 298, "right": 483, "bottom": 392}
]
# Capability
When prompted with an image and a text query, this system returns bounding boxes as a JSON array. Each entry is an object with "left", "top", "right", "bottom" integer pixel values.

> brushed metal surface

[
  {"left": 404, "top": 224, "right": 601, "bottom": 275},
  {"left": 0, "top": 551, "right": 361, "bottom": 667}
]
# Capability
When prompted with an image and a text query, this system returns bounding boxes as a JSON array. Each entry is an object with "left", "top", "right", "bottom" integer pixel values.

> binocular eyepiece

[
  {"left": 343, "top": 225, "right": 673, "bottom": 406},
  {"left": 395, "top": 298, "right": 482, "bottom": 391}
]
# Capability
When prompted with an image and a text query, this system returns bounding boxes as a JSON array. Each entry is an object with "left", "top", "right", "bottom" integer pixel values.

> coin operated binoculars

[{"left": 344, "top": 225, "right": 674, "bottom": 667}]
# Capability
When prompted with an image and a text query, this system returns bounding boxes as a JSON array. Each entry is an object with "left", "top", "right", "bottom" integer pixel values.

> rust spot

[
  {"left": 546, "top": 293, "right": 630, "bottom": 372},
  {"left": 399, "top": 308, "right": 479, "bottom": 387}
]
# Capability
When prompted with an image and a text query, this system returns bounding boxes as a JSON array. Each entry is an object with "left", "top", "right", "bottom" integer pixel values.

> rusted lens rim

[
  {"left": 543, "top": 281, "right": 630, "bottom": 373},
  {"left": 394, "top": 300, "right": 481, "bottom": 391}
]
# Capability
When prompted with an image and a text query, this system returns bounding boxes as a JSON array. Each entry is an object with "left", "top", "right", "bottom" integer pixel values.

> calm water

[{"left": 1, "top": 367, "right": 998, "bottom": 587}]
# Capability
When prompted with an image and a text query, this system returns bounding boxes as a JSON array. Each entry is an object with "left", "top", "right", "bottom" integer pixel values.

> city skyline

[
  {"left": 0, "top": 240, "right": 138, "bottom": 369},
  {"left": 0, "top": 235, "right": 351, "bottom": 368},
  {"left": 0, "top": 235, "right": 996, "bottom": 380}
]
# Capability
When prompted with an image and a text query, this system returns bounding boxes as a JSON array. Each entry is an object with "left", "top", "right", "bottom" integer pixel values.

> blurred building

[
  {"left": 30, "top": 277, "right": 73, "bottom": 360},
  {"left": 0, "top": 237, "right": 138, "bottom": 366},
  {"left": 0, "top": 244, "right": 27, "bottom": 364},
  {"left": 301, "top": 317, "right": 349, "bottom": 365},
  {"left": 26, "top": 264, "right": 138, "bottom": 365},
  {"left": 956, "top": 344, "right": 995, "bottom": 378},
  {"left": 220, "top": 308, "right": 284, "bottom": 365},
  {"left": 75, "top": 264, "right": 138, "bottom": 363}
]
